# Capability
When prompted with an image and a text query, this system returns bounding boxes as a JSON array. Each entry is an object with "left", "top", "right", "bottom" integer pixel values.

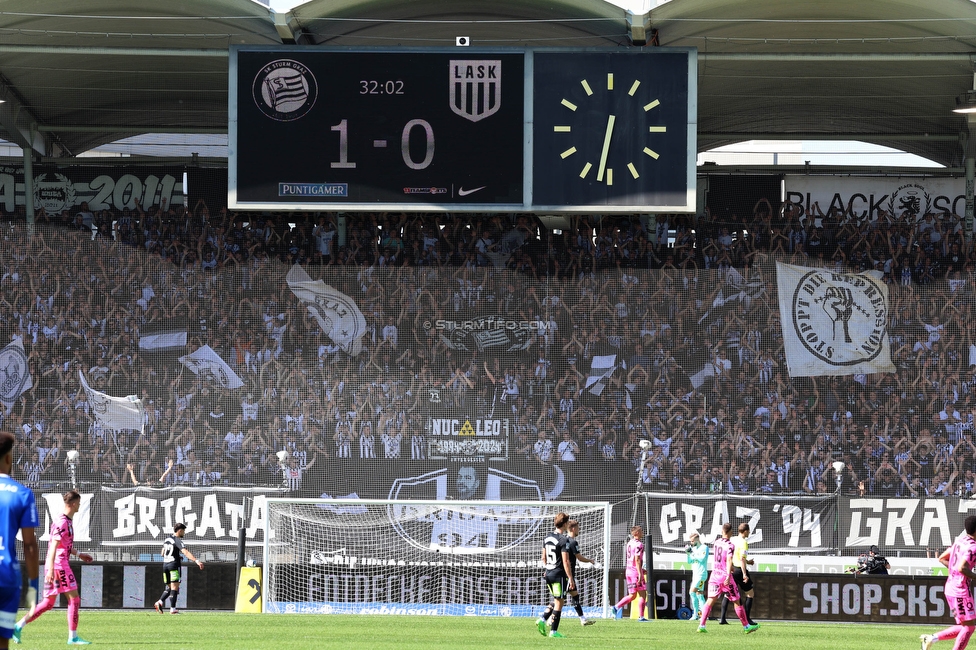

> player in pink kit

[
  {"left": 921, "top": 515, "right": 976, "bottom": 650},
  {"left": 13, "top": 490, "right": 94, "bottom": 646},
  {"left": 611, "top": 526, "right": 648, "bottom": 621},
  {"left": 697, "top": 523, "right": 759, "bottom": 634}
]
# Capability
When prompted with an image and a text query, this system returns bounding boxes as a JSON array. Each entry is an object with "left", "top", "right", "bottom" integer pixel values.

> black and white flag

[
  {"left": 0, "top": 338, "right": 32, "bottom": 413},
  {"left": 775, "top": 262, "right": 894, "bottom": 377}
]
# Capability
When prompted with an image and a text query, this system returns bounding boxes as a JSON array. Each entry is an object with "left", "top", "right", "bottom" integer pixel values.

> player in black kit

[
  {"left": 153, "top": 523, "right": 204, "bottom": 614},
  {"left": 565, "top": 519, "right": 597, "bottom": 626},
  {"left": 536, "top": 512, "right": 574, "bottom": 638}
]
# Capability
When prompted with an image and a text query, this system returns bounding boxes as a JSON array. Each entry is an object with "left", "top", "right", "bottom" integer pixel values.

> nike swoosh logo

[{"left": 457, "top": 186, "right": 487, "bottom": 197}]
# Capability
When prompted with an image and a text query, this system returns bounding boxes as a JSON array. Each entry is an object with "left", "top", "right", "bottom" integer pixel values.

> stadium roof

[{"left": 1, "top": 0, "right": 975, "bottom": 168}]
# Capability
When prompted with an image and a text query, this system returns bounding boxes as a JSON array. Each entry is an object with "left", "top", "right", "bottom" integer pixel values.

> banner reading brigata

[{"left": 100, "top": 486, "right": 285, "bottom": 546}]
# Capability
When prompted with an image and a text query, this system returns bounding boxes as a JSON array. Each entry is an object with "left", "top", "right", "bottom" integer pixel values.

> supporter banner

[
  {"left": 775, "top": 262, "right": 894, "bottom": 377},
  {"left": 643, "top": 492, "right": 836, "bottom": 553},
  {"left": 784, "top": 176, "right": 965, "bottom": 221},
  {"left": 839, "top": 496, "right": 976, "bottom": 552},
  {"left": 100, "top": 486, "right": 286, "bottom": 546},
  {"left": 426, "top": 417, "right": 510, "bottom": 461},
  {"left": 0, "top": 163, "right": 185, "bottom": 213},
  {"left": 651, "top": 570, "right": 953, "bottom": 624}
]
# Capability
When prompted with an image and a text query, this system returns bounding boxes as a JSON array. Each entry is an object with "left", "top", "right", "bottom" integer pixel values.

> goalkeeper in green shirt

[{"left": 684, "top": 530, "right": 708, "bottom": 621}]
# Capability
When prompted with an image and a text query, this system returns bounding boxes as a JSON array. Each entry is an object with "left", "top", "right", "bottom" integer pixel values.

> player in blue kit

[{"left": 0, "top": 432, "right": 40, "bottom": 650}]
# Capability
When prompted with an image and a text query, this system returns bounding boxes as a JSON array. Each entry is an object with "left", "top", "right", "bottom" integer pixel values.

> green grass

[{"left": 9, "top": 610, "right": 934, "bottom": 650}]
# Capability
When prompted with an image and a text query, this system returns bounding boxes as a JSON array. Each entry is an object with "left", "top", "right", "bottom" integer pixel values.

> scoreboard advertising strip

[{"left": 229, "top": 47, "right": 696, "bottom": 213}]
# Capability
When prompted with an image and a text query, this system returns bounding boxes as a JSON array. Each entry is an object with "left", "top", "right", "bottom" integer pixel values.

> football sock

[
  {"left": 68, "top": 596, "right": 80, "bottom": 634},
  {"left": 936, "top": 626, "right": 963, "bottom": 640},
  {"left": 744, "top": 596, "right": 755, "bottom": 624},
  {"left": 550, "top": 610, "right": 561, "bottom": 632},
  {"left": 23, "top": 595, "right": 56, "bottom": 624},
  {"left": 571, "top": 594, "right": 584, "bottom": 618},
  {"left": 169, "top": 589, "right": 179, "bottom": 609},
  {"left": 954, "top": 626, "right": 975, "bottom": 650},
  {"left": 541, "top": 606, "right": 553, "bottom": 622},
  {"left": 636, "top": 595, "right": 647, "bottom": 619},
  {"left": 158, "top": 588, "right": 171, "bottom": 605},
  {"left": 693, "top": 592, "right": 705, "bottom": 614},
  {"left": 699, "top": 603, "right": 713, "bottom": 626},
  {"left": 614, "top": 594, "right": 634, "bottom": 609},
  {"left": 734, "top": 603, "right": 749, "bottom": 627}
]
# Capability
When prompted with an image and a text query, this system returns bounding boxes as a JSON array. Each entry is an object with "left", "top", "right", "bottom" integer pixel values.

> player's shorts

[
  {"left": 948, "top": 590, "right": 976, "bottom": 624},
  {"left": 546, "top": 575, "right": 568, "bottom": 600},
  {"left": 0, "top": 584, "right": 20, "bottom": 640},
  {"left": 690, "top": 571, "right": 708, "bottom": 593},
  {"left": 707, "top": 576, "right": 741, "bottom": 602},
  {"left": 163, "top": 567, "right": 182, "bottom": 584},
  {"left": 44, "top": 562, "right": 78, "bottom": 597},
  {"left": 731, "top": 567, "right": 754, "bottom": 593},
  {"left": 625, "top": 569, "right": 646, "bottom": 593}
]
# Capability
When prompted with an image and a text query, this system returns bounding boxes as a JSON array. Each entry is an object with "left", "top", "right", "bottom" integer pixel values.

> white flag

[
  {"left": 78, "top": 370, "right": 144, "bottom": 431},
  {"left": 0, "top": 338, "right": 32, "bottom": 413},
  {"left": 178, "top": 345, "right": 244, "bottom": 389},
  {"left": 775, "top": 262, "right": 894, "bottom": 377},
  {"left": 286, "top": 265, "right": 367, "bottom": 356}
]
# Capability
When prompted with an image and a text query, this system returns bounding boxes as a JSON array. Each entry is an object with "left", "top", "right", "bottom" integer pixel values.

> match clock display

[
  {"left": 531, "top": 50, "right": 694, "bottom": 211},
  {"left": 231, "top": 49, "right": 525, "bottom": 209}
]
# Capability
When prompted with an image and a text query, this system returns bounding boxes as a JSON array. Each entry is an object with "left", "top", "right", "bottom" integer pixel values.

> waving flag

[
  {"left": 78, "top": 370, "right": 144, "bottom": 431},
  {"left": 775, "top": 262, "right": 894, "bottom": 377},
  {"left": 286, "top": 265, "right": 367, "bottom": 356},
  {"left": 0, "top": 338, "right": 32, "bottom": 413},
  {"left": 178, "top": 345, "right": 244, "bottom": 389}
]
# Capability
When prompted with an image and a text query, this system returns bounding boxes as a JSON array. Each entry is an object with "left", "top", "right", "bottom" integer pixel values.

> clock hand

[{"left": 597, "top": 114, "right": 616, "bottom": 182}]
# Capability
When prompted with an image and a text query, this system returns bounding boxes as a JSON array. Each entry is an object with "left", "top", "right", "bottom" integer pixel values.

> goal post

[{"left": 262, "top": 498, "right": 612, "bottom": 618}]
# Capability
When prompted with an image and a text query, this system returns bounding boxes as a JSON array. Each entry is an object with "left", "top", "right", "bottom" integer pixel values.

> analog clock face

[{"left": 532, "top": 51, "right": 690, "bottom": 209}]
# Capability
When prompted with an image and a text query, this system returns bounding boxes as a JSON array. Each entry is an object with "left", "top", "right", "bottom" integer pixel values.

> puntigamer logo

[{"left": 253, "top": 59, "right": 318, "bottom": 121}]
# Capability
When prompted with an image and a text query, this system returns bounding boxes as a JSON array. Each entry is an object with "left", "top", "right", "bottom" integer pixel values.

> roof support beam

[
  {"left": 700, "top": 52, "right": 972, "bottom": 63},
  {"left": 700, "top": 132, "right": 958, "bottom": 142},
  {"left": 0, "top": 45, "right": 226, "bottom": 57}
]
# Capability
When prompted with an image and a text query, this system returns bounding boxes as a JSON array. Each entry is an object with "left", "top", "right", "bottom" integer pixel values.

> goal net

[{"left": 263, "top": 498, "right": 612, "bottom": 618}]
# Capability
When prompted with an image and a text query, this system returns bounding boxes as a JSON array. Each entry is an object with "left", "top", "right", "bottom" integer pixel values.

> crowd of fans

[{"left": 2, "top": 195, "right": 976, "bottom": 499}]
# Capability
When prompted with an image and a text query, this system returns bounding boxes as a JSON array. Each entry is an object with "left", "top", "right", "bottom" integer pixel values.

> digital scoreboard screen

[{"left": 230, "top": 47, "right": 696, "bottom": 213}]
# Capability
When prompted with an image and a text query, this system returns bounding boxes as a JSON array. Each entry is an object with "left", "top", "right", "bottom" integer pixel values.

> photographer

[{"left": 849, "top": 545, "right": 891, "bottom": 575}]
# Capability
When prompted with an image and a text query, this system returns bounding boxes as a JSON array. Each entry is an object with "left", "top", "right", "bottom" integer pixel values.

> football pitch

[{"left": 10, "top": 611, "right": 931, "bottom": 649}]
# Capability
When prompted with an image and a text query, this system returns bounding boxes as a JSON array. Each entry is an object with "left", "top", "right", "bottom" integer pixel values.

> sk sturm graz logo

[
  {"left": 253, "top": 59, "right": 317, "bottom": 121},
  {"left": 0, "top": 342, "right": 29, "bottom": 404},
  {"left": 887, "top": 183, "right": 931, "bottom": 219},
  {"left": 791, "top": 270, "right": 887, "bottom": 366},
  {"left": 33, "top": 174, "right": 77, "bottom": 213},
  {"left": 449, "top": 60, "right": 501, "bottom": 123}
]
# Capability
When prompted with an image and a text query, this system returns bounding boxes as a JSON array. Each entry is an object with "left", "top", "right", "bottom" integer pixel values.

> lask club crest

[{"left": 449, "top": 60, "right": 501, "bottom": 123}]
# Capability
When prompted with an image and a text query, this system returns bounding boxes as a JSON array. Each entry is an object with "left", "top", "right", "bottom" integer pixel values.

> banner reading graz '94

[
  {"left": 0, "top": 163, "right": 185, "bottom": 213},
  {"left": 99, "top": 486, "right": 286, "bottom": 547},
  {"left": 643, "top": 492, "right": 836, "bottom": 553}
]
